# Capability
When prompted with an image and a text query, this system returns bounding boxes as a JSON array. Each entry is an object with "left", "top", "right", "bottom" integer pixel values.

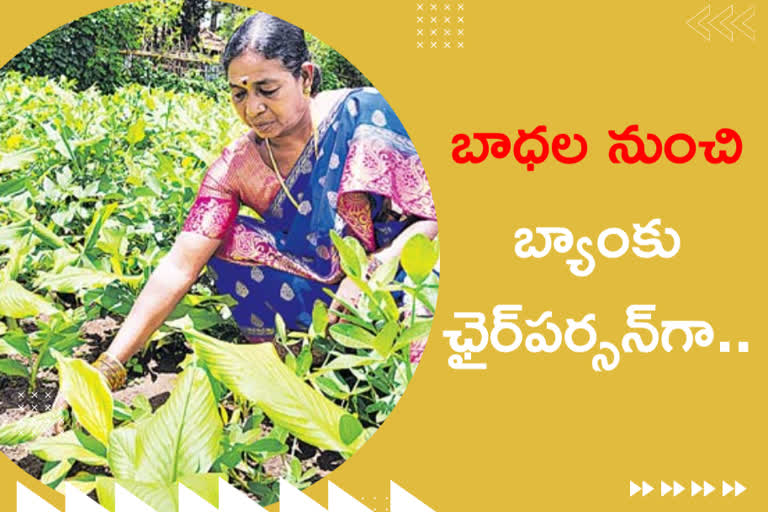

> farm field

[{"left": 0, "top": 73, "right": 438, "bottom": 509}]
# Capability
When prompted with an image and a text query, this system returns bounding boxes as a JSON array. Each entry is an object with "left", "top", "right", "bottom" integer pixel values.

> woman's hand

[{"left": 328, "top": 276, "right": 363, "bottom": 324}]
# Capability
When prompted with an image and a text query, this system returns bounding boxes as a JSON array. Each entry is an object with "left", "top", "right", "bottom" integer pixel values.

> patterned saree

[{"left": 182, "top": 87, "right": 436, "bottom": 343}]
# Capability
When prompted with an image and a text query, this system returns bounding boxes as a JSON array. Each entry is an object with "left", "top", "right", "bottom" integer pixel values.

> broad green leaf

[
  {"left": 0, "top": 176, "right": 28, "bottom": 197},
  {"left": 0, "top": 281, "right": 58, "bottom": 318},
  {"left": 188, "top": 328, "right": 366, "bottom": 454},
  {"left": 178, "top": 473, "right": 225, "bottom": 508},
  {"left": 393, "top": 319, "right": 433, "bottom": 353},
  {"left": 2, "top": 331, "right": 31, "bottom": 357},
  {"left": 246, "top": 438, "right": 287, "bottom": 454},
  {"left": 35, "top": 266, "right": 141, "bottom": 293},
  {"left": 330, "top": 230, "right": 361, "bottom": 278},
  {"left": 56, "top": 472, "right": 98, "bottom": 495},
  {"left": 95, "top": 477, "right": 116, "bottom": 512},
  {"left": 400, "top": 234, "right": 439, "bottom": 284},
  {"left": 57, "top": 355, "right": 113, "bottom": 445},
  {"left": 0, "top": 220, "right": 30, "bottom": 249},
  {"left": 51, "top": 247, "right": 80, "bottom": 273},
  {"left": 370, "top": 255, "right": 400, "bottom": 290},
  {"left": 311, "top": 300, "right": 329, "bottom": 335},
  {"left": 180, "top": 294, "right": 238, "bottom": 308},
  {"left": 296, "top": 345, "right": 312, "bottom": 377},
  {"left": 7, "top": 210, "right": 72, "bottom": 250},
  {"left": 3, "top": 233, "right": 38, "bottom": 281},
  {"left": 96, "top": 227, "right": 127, "bottom": 258},
  {"left": 339, "top": 414, "right": 364, "bottom": 445},
  {"left": 329, "top": 323, "right": 375, "bottom": 350},
  {"left": 74, "top": 428, "right": 107, "bottom": 458},
  {"left": 373, "top": 290, "right": 399, "bottom": 322},
  {"left": 0, "top": 409, "right": 65, "bottom": 446},
  {"left": 82, "top": 203, "right": 118, "bottom": 255},
  {"left": 315, "top": 355, "right": 381, "bottom": 373},
  {"left": 372, "top": 321, "right": 398, "bottom": 358},
  {"left": 0, "top": 358, "right": 29, "bottom": 378},
  {"left": 0, "top": 339, "right": 21, "bottom": 356},
  {"left": 29, "top": 430, "right": 107, "bottom": 466},
  {"left": 134, "top": 366, "right": 222, "bottom": 483},
  {"left": 0, "top": 149, "right": 39, "bottom": 173},
  {"left": 42, "top": 123, "right": 72, "bottom": 160},
  {"left": 314, "top": 376, "right": 350, "bottom": 400},
  {"left": 131, "top": 395, "right": 152, "bottom": 422},
  {"left": 126, "top": 118, "right": 146, "bottom": 145},
  {"left": 30, "top": 218, "right": 72, "bottom": 250},
  {"left": 274, "top": 313, "right": 287, "bottom": 343},
  {"left": 348, "top": 236, "right": 368, "bottom": 276},
  {"left": 108, "top": 426, "right": 139, "bottom": 482},
  {"left": 41, "top": 459, "right": 74, "bottom": 487}
]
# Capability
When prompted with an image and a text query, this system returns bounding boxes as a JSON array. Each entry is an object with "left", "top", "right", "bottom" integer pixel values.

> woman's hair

[{"left": 221, "top": 12, "right": 322, "bottom": 95}]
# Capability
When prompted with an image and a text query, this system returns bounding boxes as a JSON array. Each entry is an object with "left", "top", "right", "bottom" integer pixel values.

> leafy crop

[{"left": 0, "top": 73, "right": 437, "bottom": 508}]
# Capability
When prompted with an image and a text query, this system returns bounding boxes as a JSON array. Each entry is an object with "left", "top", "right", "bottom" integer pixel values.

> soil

[{"left": 0, "top": 373, "right": 59, "bottom": 478}]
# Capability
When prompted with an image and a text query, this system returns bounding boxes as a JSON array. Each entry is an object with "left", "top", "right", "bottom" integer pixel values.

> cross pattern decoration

[{"left": 417, "top": 2, "right": 465, "bottom": 48}]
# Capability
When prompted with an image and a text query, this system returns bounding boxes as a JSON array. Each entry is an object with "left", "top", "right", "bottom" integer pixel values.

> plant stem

[{"left": 28, "top": 353, "right": 41, "bottom": 392}]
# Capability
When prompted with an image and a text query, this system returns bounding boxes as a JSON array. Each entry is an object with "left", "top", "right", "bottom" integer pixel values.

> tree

[{"left": 180, "top": 0, "right": 208, "bottom": 48}]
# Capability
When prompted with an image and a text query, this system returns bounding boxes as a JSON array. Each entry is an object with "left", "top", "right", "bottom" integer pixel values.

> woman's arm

[
  {"left": 329, "top": 220, "right": 438, "bottom": 318},
  {"left": 104, "top": 232, "right": 222, "bottom": 364},
  {"left": 370, "top": 219, "right": 438, "bottom": 266}
]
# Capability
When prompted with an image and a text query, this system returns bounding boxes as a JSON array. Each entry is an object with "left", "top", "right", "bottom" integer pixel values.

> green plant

[
  {"left": 0, "top": 72, "right": 438, "bottom": 509},
  {"left": 306, "top": 34, "right": 372, "bottom": 91},
  {"left": 27, "top": 354, "right": 225, "bottom": 511}
]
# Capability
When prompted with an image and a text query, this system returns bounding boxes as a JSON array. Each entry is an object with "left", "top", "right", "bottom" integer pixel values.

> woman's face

[{"left": 227, "top": 51, "right": 311, "bottom": 140}]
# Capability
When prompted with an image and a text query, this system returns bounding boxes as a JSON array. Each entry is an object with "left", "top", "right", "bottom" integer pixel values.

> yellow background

[{"left": 1, "top": 0, "right": 765, "bottom": 510}]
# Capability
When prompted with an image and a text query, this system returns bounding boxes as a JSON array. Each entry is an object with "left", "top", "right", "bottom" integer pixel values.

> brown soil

[{"left": 0, "top": 373, "right": 59, "bottom": 478}]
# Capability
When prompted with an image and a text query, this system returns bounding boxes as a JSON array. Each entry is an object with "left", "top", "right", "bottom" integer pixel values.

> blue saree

[{"left": 182, "top": 87, "right": 435, "bottom": 341}]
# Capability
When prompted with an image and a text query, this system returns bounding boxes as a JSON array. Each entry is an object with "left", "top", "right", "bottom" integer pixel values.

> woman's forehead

[{"left": 227, "top": 52, "right": 290, "bottom": 85}]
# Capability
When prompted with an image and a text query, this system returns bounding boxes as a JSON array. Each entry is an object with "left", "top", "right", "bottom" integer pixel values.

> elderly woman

[{"left": 86, "top": 13, "right": 437, "bottom": 392}]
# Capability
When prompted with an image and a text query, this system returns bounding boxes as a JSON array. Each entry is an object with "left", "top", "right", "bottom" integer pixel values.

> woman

[{"left": 87, "top": 13, "right": 437, "bottom": 392}]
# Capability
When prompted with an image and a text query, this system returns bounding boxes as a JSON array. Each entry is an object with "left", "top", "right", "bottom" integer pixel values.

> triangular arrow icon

[
  {"left": 691, "top": 481, "right": 702, "bottom": 496},
  {"left": 629, "top": 481, "right": 641, "bottom": 497},
  {"left": 735, "top": 481, "right": 746, "bottom": 496},
  {"left": 642, "top": 481, "right": 654, "bottom": 496},
  {"left": 65, "top": 483, "right": 109, "bottom": 512},
  {"left": 16, "top": 482, "right": 59, "bottom": 512},
  {"left": 280, "top": 480, "right": 327, "bottom": 512},
  {"left": 673, "top": 481, "right": 684, "bottom": 496},
  {"left": 219, "top": 479, "right": 268, "bottom": 511},
  {"left": 328, "top": 481, "right": 373, "bottom": 512},
  {"left": 661, "top": 481, "right": 671, "bottom": 496},
  {"left": 178, "top": 483, "right": 218, "bottom": 512},
  {"left": 723, "top": 481, "right": 734, "bottom": 496},
  {"left": 391, "top": 482, "right": 436, "bottom": 512},
  {"left": 703, "top": 481, "right": 715, "bottom": 496},
  {"left": 115, "top": 483, "right": 157, "bottom": 512}
]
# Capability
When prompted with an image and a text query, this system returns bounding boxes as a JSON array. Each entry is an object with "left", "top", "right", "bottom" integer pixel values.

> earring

[{"left": 304, "top": 86, "right": 311, "bottom": 97}]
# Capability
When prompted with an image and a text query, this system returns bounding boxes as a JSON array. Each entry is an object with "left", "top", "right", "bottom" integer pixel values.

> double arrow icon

[
  {"left": 630, "top": 481, "right": 684, "bottom": 497},
  {"left": 630, "top": 481, "right": 747, "bottom": 497},
  {"left": 723, "top": 481, "right": 747, "bottom": 496}
]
